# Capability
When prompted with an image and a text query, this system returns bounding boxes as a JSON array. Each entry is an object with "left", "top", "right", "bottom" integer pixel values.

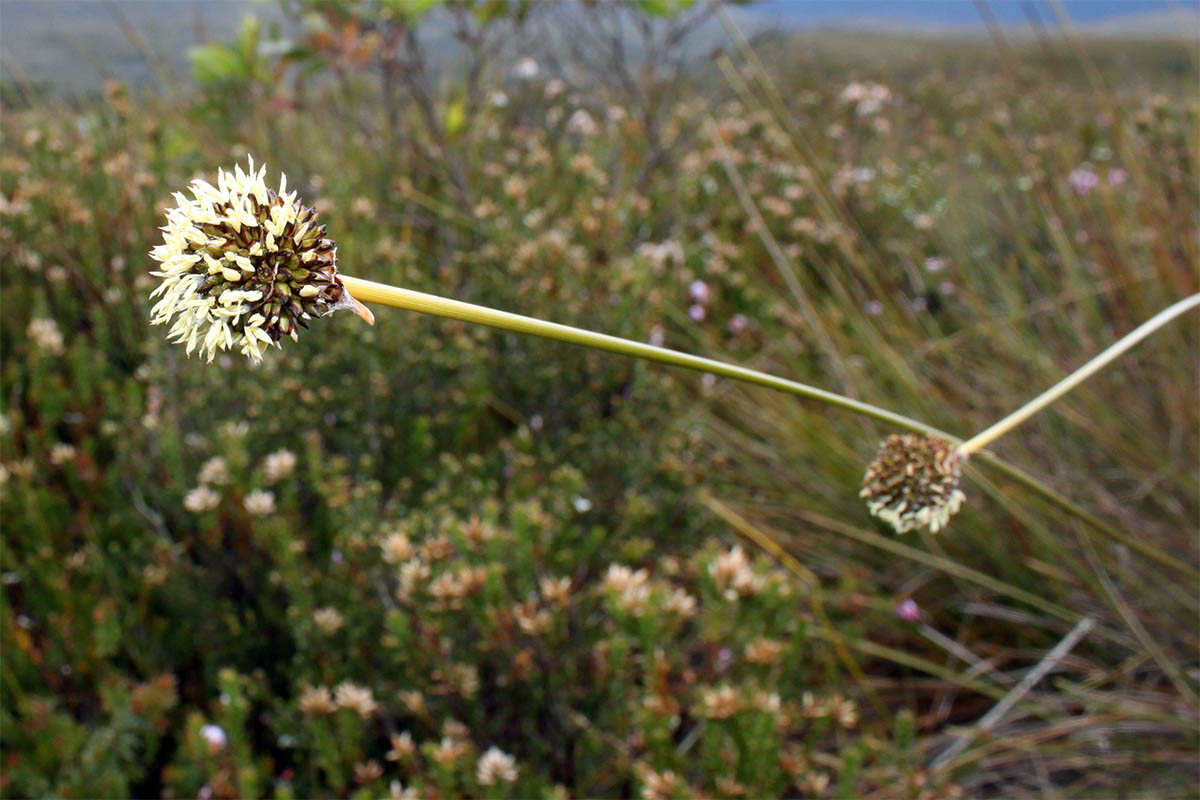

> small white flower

[
  {"left": 389, "top": 781, "right": 419, "bottom": 800},
  {"left": 197, "top": 456, "right": 231, "bottom": 485},
  {"left": 243, "top": 489, "right": 275, "bottom": 516},
  {"left": 27, "top": 318, "right": 64, "bottom": 354},
  {"left": 663, "top": 587, "right": 697, "bottom": 617},
  {"left": 709, "top": 546, "right": 762, "bottom": 600},
  {"left": 262, "top": 449, "right": 297, "bottom": 483},
  {"left": 183, "top": 485, "right": 220, "bottom": 513},
  {"left": 512, "top": 56, "right": 539, "bottom": 80},
  {"left": 566, "top": 109, "right": 598, "bottom": 136},
  {"left": 48, "top": 443, "right": 76, "bottom": 466},
  {"left": 476, "top": 746, "right": 518, "bottom": 785},
  {"left": 200, "top": 723, "right": 227, "bottom": 752},
  {"left": 334, "top": 682, "right": 378, "bottom": 717},
  {"left": 380, "top": 531, "right": 414, "bottom": 564},
  {"left": 312, "top": 607, "right": 344, "bottom": 633},
  {"left": 603, "top": 564, "right": 652, "bottom": 615}
]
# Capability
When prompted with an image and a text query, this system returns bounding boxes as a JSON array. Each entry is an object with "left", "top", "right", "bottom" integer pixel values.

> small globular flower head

[
  {"left": 197, "top": 456, "right": 231, "bottom": 486},
  {"left": 183, "top": 485, "right": 220, "bottom": 513},
  {"left": 149, "top": 157, "right": 371, "bottom": 363},
  {"left": 429, "top": 736, "right": 469, "bottom": 767},
  {"left": 381, "top": 530, "right": 415, "bottom": 564},
  {"left": 476, "top": 746, "right": 518, "bottom": 785},
  {"left": 386, "top": 731, "right": 415, "bottom": 761},
  {"left": 334, "top": 681, "right": 378, "bottom": 717},
  {"left": 1067, "top": 166, "right": 1100, "bottom": 195},
  {"left": 638, "top": 767, "right": 684, "bottom": 800},
  {"left": 312, "top": 606, "right": 345, "bottom": 633},
  {"left": 298, "top": 684, "right": 337, "bottom": 715},
  {"left": 389, "top": 781, "right": 419, "bottom": 800},
  {"left": 27, "top": 318, "right": 65, "bottom": 354},
  {"left": 697, "top": 684, "right": 741, "bottom": 719},
  {"left": 48, "top": 443, "right": 76, "bottom": 466},
  {"left": 243, "top": 489, "right": 275, "bottom": 516},
  {"left": 709, "top": 545, "right": 761, "bottom": 600},
  {"left": 354, "top": 760, "right": 383, "bottom": 785},
  {"left": 744, "top": 637, "right": 783, "bottom": 666},
  {"left": 860, "top": 434, "right": 966, "bottom": 534},
  {"left": 262, "top": 449, "right": 297, "bottom": 483}
]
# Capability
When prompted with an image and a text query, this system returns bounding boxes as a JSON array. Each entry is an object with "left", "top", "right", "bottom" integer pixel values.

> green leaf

[
  {"left": 383, "top": 0, "right": 443, "bottom": 23},
  {"left": 235, "top": 15, "right": 262, "bottom": 65},
  {"left": 188, "top": 42, "right": 242, "bottom": 84},
  {"left": 443, "top": 98, "right": 466, "bottom": 138},
  {"left": 636, "top": 0, "right": 690, "bottom": 16}
]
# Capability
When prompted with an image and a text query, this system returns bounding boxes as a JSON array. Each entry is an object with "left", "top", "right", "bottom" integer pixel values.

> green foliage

[
  {"left": 190, "top": 16, "right": 266, "bottom": 86},
  {"left": 1, "top": 4, "right": 1197, "bottom": 798},
  {"left": 635, "top": 0, "right": 695, "bottom": 18}
]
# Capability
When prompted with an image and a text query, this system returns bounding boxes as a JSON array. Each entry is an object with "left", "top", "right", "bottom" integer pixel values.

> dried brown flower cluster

[{"left": 860, "top": 434, "right": 966, "bottom": 533}]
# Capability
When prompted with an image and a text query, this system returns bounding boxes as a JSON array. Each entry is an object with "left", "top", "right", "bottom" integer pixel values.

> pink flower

[
  {"left": 896, "top": 599, "right": 920, "bottom": 622},
  {"left": 1107, "top": 168, "right": 1127, "bottom": 186},
  {"left": 688, "top": 304, "right": 706, "bottom": 323},
  {"left": 1068, "top": 167, "right": 1099, "bottom": 195},
  {"left": 689, "top": 280, "right": 710, "bottom": 305}
]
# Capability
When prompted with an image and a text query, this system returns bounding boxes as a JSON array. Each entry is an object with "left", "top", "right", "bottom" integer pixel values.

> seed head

[
  {"left": 860, "top": 434, "right": 965, "bottom": 533},
  {"left": 149, "top": 157, "right": 372, "bottom": 363}
]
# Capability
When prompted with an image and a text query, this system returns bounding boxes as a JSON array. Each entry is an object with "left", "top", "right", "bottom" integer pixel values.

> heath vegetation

[{"left": 1, "top": 2, "right": 1197, "bottom": 798}]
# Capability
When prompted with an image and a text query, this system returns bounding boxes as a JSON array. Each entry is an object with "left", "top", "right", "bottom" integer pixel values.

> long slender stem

[
  {"left": 337, "top": 274, "right": 1199, "bottom": 578},
  {"left": 960, "top": 293, "right": 1200, "bottom": 455},
  {"left": 338, "top": 274, "right": 946, "bottom": 438}
]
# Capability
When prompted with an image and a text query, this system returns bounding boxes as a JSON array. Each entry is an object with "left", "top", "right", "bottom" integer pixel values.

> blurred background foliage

[{"left": 1, "top": 1, "right": 1197, "bottom": 797}]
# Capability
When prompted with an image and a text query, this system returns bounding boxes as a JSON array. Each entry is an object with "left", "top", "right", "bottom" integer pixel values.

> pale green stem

[
  {"left": 960, "top": 293, "right": 1200, "bottom": 455},
  {"left": 337, "top": 275, "right": 1199, "bottom": 578},
  {"left": 338, "top": 275, "right": 946, "bottom": 438}
]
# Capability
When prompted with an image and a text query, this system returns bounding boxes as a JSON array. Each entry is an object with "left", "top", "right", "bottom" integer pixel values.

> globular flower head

[
  {"left": 860, "top": 434, "right": 965, "bottom": 533},
  {"left": 149, "top": 157, "right": 371, "bottom": 363}
]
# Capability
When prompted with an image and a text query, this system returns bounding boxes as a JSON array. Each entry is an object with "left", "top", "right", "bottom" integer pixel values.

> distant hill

[
  {"left": 748, "top": 0, "right": 1197, "bottom": 32},
  {"left": 1, "top": 0, "right": 1195, "bottom": 101},
  {"left": 1, "top": 1, "right": 284, "bottom": 99}
]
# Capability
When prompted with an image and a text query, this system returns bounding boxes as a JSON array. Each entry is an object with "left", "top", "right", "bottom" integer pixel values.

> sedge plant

[{"left": 150, "top": 158, "right": 1199, "bottom": 535}]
